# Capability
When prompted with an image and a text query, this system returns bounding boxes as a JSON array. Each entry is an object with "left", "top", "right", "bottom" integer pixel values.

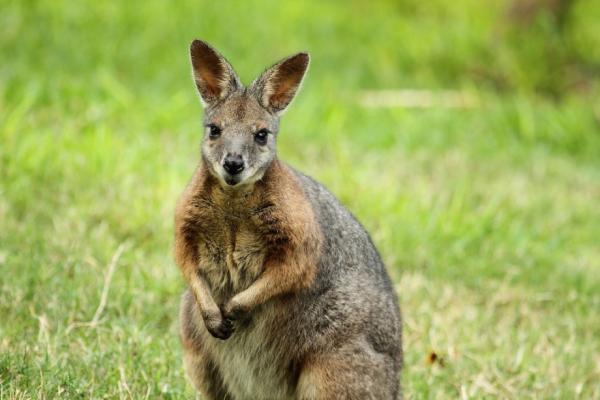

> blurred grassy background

[{"left": 1, "top": 0, "right": 599, "bottom": 398}]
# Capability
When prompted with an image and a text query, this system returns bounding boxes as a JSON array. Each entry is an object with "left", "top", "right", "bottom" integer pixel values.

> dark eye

[
  {"left": 254, "top": 129, "right": 269, "bottom": 145},
  {"left": 207, "top": 124, "right": 221, "bottom": 139}
]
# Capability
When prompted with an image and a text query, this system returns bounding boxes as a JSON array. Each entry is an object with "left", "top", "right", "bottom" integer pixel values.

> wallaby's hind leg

[
  {"left": 296, "top": 340, "right": 401, "bottom": 400},
  {"left": 180, "top": 290, "right": 234, "bottom": 400}
]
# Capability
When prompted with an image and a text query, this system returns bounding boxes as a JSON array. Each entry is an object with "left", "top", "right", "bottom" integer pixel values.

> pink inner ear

[
  {"left": 270, "top": 78, "right": 297, "bottom": 106},
  {"left": 194, "top": 59, "right": 224, "bottom": 98}
]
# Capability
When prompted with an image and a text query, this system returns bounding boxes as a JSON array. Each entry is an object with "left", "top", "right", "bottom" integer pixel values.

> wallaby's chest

[{"left": 197, "top": 211, "right": 266, "bottom": 299}]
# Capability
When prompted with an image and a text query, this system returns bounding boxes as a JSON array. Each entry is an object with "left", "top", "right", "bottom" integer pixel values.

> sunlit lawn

[{"left": 1, "top": 1, "right": 599, "bottom": 398}]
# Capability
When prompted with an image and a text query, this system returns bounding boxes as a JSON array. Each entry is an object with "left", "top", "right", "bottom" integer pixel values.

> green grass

[{"left": 1, "top": 0, "right": 600, "bottom": 398}]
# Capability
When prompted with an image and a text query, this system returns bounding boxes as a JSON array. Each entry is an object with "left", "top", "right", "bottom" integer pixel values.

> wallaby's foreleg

[
  {"left": 180, "top": 259, "right": 234, "bottom": 339},
  {"left": 178, "top": 255, "right": 233, "bottom": 339},
  {"left": 175, "top": 209, "right": 234, "bottom": 339},
  {"left": 224, "top": 184, "right": 322, "bottom": 319},
  {"left": 223, "top": 251, "right": 313, "bottom": 318},
  {"left": 188, "top": 268, "right": 234, "bottom": 339}
]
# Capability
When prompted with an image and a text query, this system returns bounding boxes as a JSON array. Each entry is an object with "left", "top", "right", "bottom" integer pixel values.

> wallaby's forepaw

[
  {"left": 204, "top": 313, "right": 234, "bottom": 340},
  {"left": 222, "top": 299, "right": 247, "bottom": 321}
]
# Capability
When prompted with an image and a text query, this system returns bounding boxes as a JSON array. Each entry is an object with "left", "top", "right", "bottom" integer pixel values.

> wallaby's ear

[
  {"left": 190, "top": 40, "right": 241, "bottom": 107},
  {"left": 251, "top": 52, "right": 310, "bottom": 114}
]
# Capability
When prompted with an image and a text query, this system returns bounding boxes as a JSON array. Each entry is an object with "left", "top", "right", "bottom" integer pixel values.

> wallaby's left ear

[{"left": 251, "top": 53, "right": 310, "bottom": 115}]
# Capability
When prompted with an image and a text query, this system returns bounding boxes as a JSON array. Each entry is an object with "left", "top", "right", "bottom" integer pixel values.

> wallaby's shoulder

[{"left": 258, "top": 160, "right": 320, "bottom": 232}]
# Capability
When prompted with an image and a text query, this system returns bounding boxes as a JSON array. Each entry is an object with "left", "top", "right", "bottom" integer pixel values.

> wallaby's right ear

[
  {"left": 190, "top": 40, "right": 241, "bottom": 107},
  {"left": 251, "top": 52, "right": 310, "bottom": 115}
]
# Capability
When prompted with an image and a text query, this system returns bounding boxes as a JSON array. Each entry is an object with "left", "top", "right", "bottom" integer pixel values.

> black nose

[{"left": 223, "top": 154, "right": 245, "bottom": 175}]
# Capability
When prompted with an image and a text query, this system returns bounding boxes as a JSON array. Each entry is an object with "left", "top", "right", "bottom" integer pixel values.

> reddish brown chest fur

[
  {"left": 175, "top": 160, "right": 322, "bottom": 306},
  {"left": 196, "top": 204, "right": 268, "bottom": 302}
]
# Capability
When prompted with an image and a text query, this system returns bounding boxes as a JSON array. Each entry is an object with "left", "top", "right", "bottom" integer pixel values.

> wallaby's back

[
  {"left": 293, "top": 168, "right": 401, "bottom": 346},
  {"left": 291, "top": 169, "right": 403, "bottom": 394}
]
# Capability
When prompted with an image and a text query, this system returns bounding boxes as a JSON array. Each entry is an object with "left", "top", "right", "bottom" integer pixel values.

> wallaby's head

[{"left": 189, "top": 40, "right": 309, "bottom": 188}]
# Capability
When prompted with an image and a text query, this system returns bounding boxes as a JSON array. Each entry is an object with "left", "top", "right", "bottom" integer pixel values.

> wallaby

[{"left": 175, "top": 40, "right": 402, "bottom": 400}]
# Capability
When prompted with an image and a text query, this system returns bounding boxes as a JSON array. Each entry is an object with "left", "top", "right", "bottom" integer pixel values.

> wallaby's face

[{"left": 190, "top": 40, "right": 309, "bottom": 187}]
